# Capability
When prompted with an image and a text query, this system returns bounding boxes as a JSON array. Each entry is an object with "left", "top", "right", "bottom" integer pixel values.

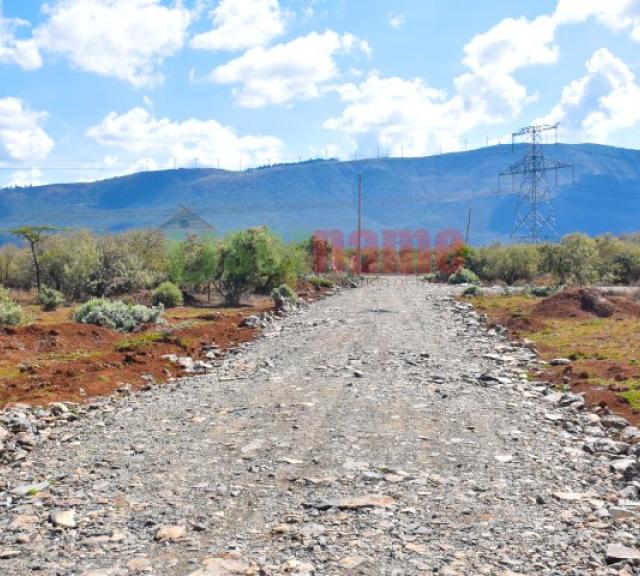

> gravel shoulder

[{"left": 1, "top": 277, "right": 639, "bottom": 575}]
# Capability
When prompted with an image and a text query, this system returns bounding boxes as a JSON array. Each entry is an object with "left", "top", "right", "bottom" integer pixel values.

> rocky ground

[{"left": 0, "top": 277, "right": 639, "bottom": 576}]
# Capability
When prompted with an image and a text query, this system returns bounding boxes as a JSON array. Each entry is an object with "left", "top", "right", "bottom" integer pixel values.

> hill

[{"left": 1, "top": 143, "right": 639, "bottom": 245}]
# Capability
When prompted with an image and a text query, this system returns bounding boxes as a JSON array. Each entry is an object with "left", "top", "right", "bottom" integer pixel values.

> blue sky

[{"left": 1, "top": 0, "right": 640, "bottom": 187}]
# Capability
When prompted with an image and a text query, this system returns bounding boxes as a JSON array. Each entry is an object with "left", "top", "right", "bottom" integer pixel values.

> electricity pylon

[{"left": 499, "top": 124, "right": 574, "bottom": 243}]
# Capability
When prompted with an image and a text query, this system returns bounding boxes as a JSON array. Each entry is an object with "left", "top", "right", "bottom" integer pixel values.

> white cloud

[
  {"left": 0, "top": 2, "right": 41, "bottom": 69},
  {"left": 32, "top": 0, "right": 192, "bottom": 88},
  {"left": 456, "top": 14, "right": 558, "bottom": 122},
  {"left": 555, "top": 0, "right": 640, "bottom": 40},
  {"left": 324, "top": 13, "right": 560, "bottom": 155},
  {"left": 538, "top": 48, "right": 640, "bottom": 142},
  {"left": 388, "top": 12, "right": 405, "bottom": 30},
  {"left": 211, "top": 30, "right": 371, "bottom": 107},
  {"left": 86, "top": 107, "right": 284, "bottom": 169},
  {"left": 191, "top": 0, "right": 287, "bottom": 51},
  {"left": 0, "top": 97, "right": 54, "bottom": 161},
  {"left": 6, "top": 167, "right": 45, "bottom": 187},
  {"left": 325, "top": 75, "right": 473, "bottom": 156}
]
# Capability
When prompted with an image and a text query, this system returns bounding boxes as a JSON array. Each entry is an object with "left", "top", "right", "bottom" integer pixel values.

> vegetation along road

[{"left": 1, "top": 278, "right": 639, "bottom": 575}]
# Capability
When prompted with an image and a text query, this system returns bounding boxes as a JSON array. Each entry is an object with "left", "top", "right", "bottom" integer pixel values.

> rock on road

[{"left": 1, "top": 278, "right": 639, "bottom": 575}]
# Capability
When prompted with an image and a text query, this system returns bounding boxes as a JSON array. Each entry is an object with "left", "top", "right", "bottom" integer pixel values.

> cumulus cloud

[
  {"left": 324, "top": 14, "right": 560, "bottom": 155},
  {"left": 0, "top": 97, "right": 54, "bottom": 161},
  {"left": 325, "top": 2, "right": 640, "bottom": 154},
  {"left": 456, "top": 14, "right": 557, "bottom": 123},
  {"left": 388, "top": 12, "right": 405, "bottom": 30},
  {"left": 86, "top": 107, "right": 284, "bottom": 169},
  {"left": 0, "top": 2, "right": 41, "bottom": 69},
  {"left": 32, "top": 0, "right": 192, "bottom": 88},
  {"left": 211, "top": 30, "right": 371, "bottom": 107},
  {"left": 325, "top": 75, "right": 472, "bottom": 156},
  {"left": 538, "top": 48, "right": 640, "bottom": 142},
  {"left": 191, "top": 0, "right": 287, "bottom": 51},
  {"left": 555, "top": 0, "right": 640, "bottom": 40},
  {"left": 6, "top": 167, "right": 45, "bottom": 187}
]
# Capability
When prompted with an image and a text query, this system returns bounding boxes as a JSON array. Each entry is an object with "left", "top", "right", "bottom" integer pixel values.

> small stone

[
  {"left": 154, "top": 524, "right": 186, "bottom": 542},
  {"left": 601, "top": 414, "right": 629, "bottom": 429},
  {"left": 606, "top": 543, "right": 640, "bottom": 562},
  {"left": 50, "top": 510, "right": 76, "bottom": 529},
  {"left": 550, "top": 358, "right": 571, "bottom": 366},
  {"left": 405, "top": 543, "right": 427, "bottom": 555},
  {"left": 338, "top": 556, "right": 366, "bottom": 569},
  {"left": 611, "top": 459, "right": 636, "bottom": 473},
  {"left": 494, "top": 454, "right": 513, "bottom": 463},
  {"left": 127, "top": 558, "right": 153, "bottom": 572},
  {"left": 609, "top": 507, "right": 636, "bottom": 521},
  {"left": 0, "top": 550, "right": 21, "bottom": 559}
]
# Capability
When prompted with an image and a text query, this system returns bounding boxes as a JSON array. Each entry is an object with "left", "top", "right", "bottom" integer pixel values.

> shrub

[
  {"left": 0, "top": 300, "right": 23, "bottom": 326},
  {"left": 74, "top": 298, "right": 163, "bottom": 332},
  {"left": 38, "top": 286, "right": 65, "bottom": 311},
  {"left": 543, "top": 234, "right": 600, "bottom": 285},
  {"left": 308, "top": 275, "right": 334, "bottom": 289},
  {"left": 216, "top": 227, "right": 302, "bottom": 305},
  {"left": 422, "top": 272, "right": 442, "bottom": 283},
  {"left": 272, "top": 284, "right": 297, "bottom": 301},
  {"left": 152, "top": 281, "right": 183, "bottom": 308},
  {"left": 0, "top": 286, "right": 11, "bottom": 303},
  {"left": 466, "top": 244, "right": 540, "bottom": 284},
  {"left": 462, "top": 285, "right": 481, "bottom": 297},
  {"left": 447, "top": 268, "right": 480, "bottom": 285},
  {"left": 529, "top": 286, "right": 555, "bottom": 298}
]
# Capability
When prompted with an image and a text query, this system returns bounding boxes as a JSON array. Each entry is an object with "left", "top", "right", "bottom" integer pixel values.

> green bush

[
  {"left": 422, "top": 272, "right": 440, "bottom": 283},
  {"left": 466, "top": 244, "right": 540, "bottom": 284},
  {"left": 541, "top": 234, "right": 600, "bottom": 285},
  {"left": 462, "top": 285, "right": 481, "bottom": 297},
  {"left": 272, "top": 284, "right": 297, "bottom": 301},
  {"left": 308, "top": 275, "right": 334, "bottom": 288},
  {"left": 38, "top": 286, "right": 65, "bottom": 311},
  {"left": 529, "top": 286, "right": 555, "bottom": 298},
  {"left": 0, "top": 301, "right": 23, "bottom": 327},
  {"left": 152, "top": 281, "right": 183, "bottom": 308},
  {"left": 215, "top": 227, "right": 307, "bottom": 305},
  {"left": 447, "top": 268, "right": 480, "bottom": 285},
  {"left": 0, "top": 286, "right": 11, "bottom": 303},
  {"left": 74, "top": 298, "right": 163, "bottom": 332}
]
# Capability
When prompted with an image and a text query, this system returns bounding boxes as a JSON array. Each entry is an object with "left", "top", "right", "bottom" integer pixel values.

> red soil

[
  {"left": 0, "top": 307, "right": 265, "bottom": 407},
  {"left": 533, "top": 288, "right": 640, "bottom": 319}
]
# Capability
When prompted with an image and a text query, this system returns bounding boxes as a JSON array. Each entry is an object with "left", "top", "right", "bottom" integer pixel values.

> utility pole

[
  {"left": 465, "top": 207, "right": 473, "bottom": 246},
  {"left": 356, "top": 174, "right": 362, "bottom": 275},
  {"left": 499, "top": 124, "right": 574, "bottom": 243}
]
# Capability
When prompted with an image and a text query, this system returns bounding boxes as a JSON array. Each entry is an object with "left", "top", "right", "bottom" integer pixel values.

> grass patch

[
  {"left": 0, "top": 365, "right": 21, "bottom": 379},
  {"left": 470, "top": 293, "right": 538, "bottom": 315},
  {"left": 115, "top": 331, "right": 191, "bottom": 353},
  {"left": 621, "top": 388, "right": 640, "bottom": 410},
  {"left": 44, "top": 349, "right": 103, "bottom": 362}
]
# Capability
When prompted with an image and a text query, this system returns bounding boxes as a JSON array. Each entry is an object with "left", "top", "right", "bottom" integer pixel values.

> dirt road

[{"left": 1, "top": 278, "right": 638, "bottom": 575}]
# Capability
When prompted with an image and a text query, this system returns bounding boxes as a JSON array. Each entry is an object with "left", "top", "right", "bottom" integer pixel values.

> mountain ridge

[{"left": 1, "top": 143, "right": 639, "bottom": 245}]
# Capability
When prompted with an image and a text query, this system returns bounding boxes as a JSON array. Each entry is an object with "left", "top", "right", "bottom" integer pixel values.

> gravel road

[{"left": 1, "top": 278, "right": 639, "bottom": 575}]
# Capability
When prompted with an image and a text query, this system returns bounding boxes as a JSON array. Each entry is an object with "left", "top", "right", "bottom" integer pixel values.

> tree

[
  {"left": 8, "top": 226, "right": 60, "bottom": 292},
  {"left": 216, "top": 227, "right": 288, "bottom": 305}
]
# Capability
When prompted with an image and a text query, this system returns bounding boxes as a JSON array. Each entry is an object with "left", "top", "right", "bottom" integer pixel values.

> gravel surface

[{"left": 1, "top": 278, "right": 639, "bottom": 575}]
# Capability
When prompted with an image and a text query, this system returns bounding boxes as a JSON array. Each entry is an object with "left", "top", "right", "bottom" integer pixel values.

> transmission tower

[{"left": 499, "top": 124, "right": 574, "bottom": 243}]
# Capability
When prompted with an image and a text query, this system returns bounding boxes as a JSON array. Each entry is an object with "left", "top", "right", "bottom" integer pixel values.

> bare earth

[{"left": 1, "top": 278, "right": 639, "bottom": 575}]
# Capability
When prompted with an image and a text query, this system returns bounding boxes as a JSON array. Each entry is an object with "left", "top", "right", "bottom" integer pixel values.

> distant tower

[{"left": 499, "top": 124, "right": 574, "bottom": 243}]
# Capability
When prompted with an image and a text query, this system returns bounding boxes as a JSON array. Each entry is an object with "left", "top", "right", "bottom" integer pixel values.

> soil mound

[{"left": 533, "top": 288, "right": 640, "bottom": 319}]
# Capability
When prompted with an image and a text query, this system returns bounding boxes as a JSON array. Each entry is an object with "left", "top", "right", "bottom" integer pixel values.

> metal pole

[
  {"left": 465, "top": 207, "right": 472, "bottom": 246},
  {"left": 357, "top": 174, "right": 362, "bottom": 275}
]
